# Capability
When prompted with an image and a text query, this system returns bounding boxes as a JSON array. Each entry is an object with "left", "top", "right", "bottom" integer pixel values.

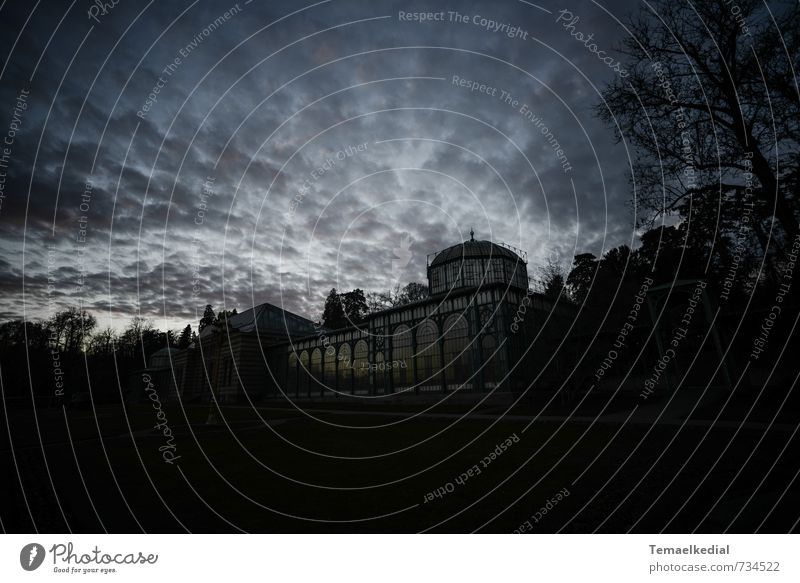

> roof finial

[{"left": 470, "top": 228, "right": 475, "bottom": 242}]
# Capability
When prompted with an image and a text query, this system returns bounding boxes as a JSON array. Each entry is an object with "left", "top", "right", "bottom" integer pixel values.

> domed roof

[
  {"left": 148, "top": 347, "right": 180, "bottom": 369},
  {"left": 429, "top": 239, "right": 524, "bottom": 267},
  {"left": 151, "top": 347, "right": 180, "bottom": 357}
]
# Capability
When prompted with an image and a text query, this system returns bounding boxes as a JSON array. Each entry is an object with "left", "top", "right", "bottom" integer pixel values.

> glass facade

[
  {"left": 337, "top": 344, "right": 352, "bottom": 393},
  {"left": 324, "top": 346, "right": 336, "bottom": 392},
  {"left": 299, "top": 351, "right": 310, "bottom": 396},
  {"left": 353, "top": 340, "right": 369, "bottom": 394},
  {"left": 279, "top": 239, "right": 529, "bottom": 397},
  {"left": 310, "top": 348, "right": 323, "bottom": 394},
  {"left": 415, "top": 321, "right": 440, "bottom": 392},
  {"left": 429, "top": 256, "right": 528, "bottom": 295},
  {"left": 481, "top": 334, "right": 503, "bottom": 389},
  {"left": 443, "top": 314, "right": 471, "bottom": 390},
  {"left": 287, "top": 352, "right": 298, "bottom": 396},
  {"left": 392, "top": 325, "right": 413, "bottom": 392},
  {"left": 374, "top": 351, "right": 385, "bottom": 393}
]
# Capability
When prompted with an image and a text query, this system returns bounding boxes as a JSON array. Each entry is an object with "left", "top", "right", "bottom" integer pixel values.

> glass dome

[{"left": 427, "top": 236, "right": 528, "bottom": 295}]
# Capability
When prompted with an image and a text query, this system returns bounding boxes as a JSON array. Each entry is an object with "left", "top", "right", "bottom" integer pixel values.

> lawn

[{"left": 2, "top": 401, "right": 798, "bottom": 533}]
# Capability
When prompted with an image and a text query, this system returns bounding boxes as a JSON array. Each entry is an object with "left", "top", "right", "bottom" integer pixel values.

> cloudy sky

[{"left": 0, "top": 0, "right": 641, "bottom": 331}]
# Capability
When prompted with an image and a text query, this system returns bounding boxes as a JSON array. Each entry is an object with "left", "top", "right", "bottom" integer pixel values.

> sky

[{"left": 0, "top": 0, "right": 642, "bottom": 331}]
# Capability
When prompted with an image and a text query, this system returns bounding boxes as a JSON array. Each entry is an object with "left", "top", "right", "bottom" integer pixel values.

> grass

[{"left": 3, "top": 401, "right": 798, "bottom": 533}]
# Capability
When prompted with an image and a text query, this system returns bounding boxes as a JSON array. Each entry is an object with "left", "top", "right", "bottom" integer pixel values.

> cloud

[{"left": 0, "top": 0, "right": 640, "bottom": 330}]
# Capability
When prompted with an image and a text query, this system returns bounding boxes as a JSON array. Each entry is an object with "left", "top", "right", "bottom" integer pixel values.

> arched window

[
  {"left": 324, "top": 346, "right": 337, "bottom": 393},
  {"left": 374, "top": 351, "right": 385, "bottom": 394},
  {"left": 310, "top": 348, "right": 323, "bottom": 393},
  {"left": 287, "top": 352, "right": 298, "bottom": 395},
  {"left": 443, "top": 314, "right": 471, "bottom": 390},
  {"left": 337, "top": 344, "right": 352, "bottom": 393},
  {"left": 392, "top": 325, "right": 412, "bottom": 391},
  {"left": 299, "top": 350, "right": 310, "bottom": 396},
  {"left": 416, "top": 321, "right": 441, "bottom": 392},
  {"left": 353, "top": 340, "right": 369, "bottom": 394}
]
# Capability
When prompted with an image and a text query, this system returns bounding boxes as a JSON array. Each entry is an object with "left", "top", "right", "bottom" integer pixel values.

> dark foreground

[{"left": 1, "top": 390, "right": 798, "bottom": 533}]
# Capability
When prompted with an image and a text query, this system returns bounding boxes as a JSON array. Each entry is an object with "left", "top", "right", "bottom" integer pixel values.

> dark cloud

[{"left": 0, "top": 0, "right": 640, "bottom": 329}]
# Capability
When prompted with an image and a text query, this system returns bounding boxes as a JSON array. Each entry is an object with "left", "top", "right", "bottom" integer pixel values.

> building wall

[
  {"left": 277, "top": 284, "right": 536, "bottom": 397},
  {"left": 163, "top": 247, "right": 548, "bottom": 401},
  {"left": 428, "top": 256, "right": 528, "bottom": 295}
]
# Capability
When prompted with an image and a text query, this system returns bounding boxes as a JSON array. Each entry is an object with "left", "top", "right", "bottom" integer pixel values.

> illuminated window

[
  {"left": 415, "top": 321, "right": 441, "bottom": 392},
  {"left": 392, "top": 325, "right": 412, "bottom": 391},
  {"left": 374, "top": 351, "right": 385, "bottom": 394},
  {"left": 310, "top": 348, "right": 323, "bottom": 392},
  {"left": 443, "top": 314, "right": 471, "bottom": 390},
  {"left": 353, "top": 340, "right": 369, "bottom": 394},
  {"left": 337, "top": 344, "right": 352, "bottom": 392},
  {"left": 324, "top": 346, "right": 336, "bottom": 391}
]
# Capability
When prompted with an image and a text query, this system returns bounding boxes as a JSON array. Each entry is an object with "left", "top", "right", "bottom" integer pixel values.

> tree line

[
  {"left": 534, "top": 0, "right": 799, "bottom": 316},
  {"left": 0, "top": 304, "right": 239, "bottom": 358},
  {"left": 0, "top": 304, "right": 238, "bottom": 402},
  {"left": 320, "top": 282, "right": 428, "bottom": 329}
]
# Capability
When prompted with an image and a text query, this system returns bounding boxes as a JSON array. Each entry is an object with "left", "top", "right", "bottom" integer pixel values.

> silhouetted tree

[
  {"left": 636, "top": 225, "right": 708, "bottom": 284},
  {"left": 366, "top": 291, "right": 393, "bottom": 313},
  {"left": 1, "top": 321, "right": 27, "bottom": 348},
  {"left": 322, "top": 289, "right": 346, "bottom": 329},
  {"left": 88, "top": 327, "right": 117, "bottom": 356},
  {"left": 598, "top": 0, "right": 799, "bottom": 252},
  {"left": 567, "top": 253, "right": 598, "bottom": 304},
  {"left": 0, "top": 320, "right": 51, "bottom": 351},
  {"left": 199, "top": 304, "right": 215, "bottom": 331},
  {"left": 49, "top": 307, "right": 96, "bottom": 353},
  {"left": 364, "top": 282, "right": 430, "bottom": 313},
  {"left": 162, "top": 329, "right": 178, "bottom": 347},
  {"left": 539, "top": 257, "right": 569, "bottom": 301},
  {"left": 321, "top": 288, "right": 373, "bottom": 327},
  {"left": 117, "top": 316, "right": 159, "bottom": 361},
  {"left": 392, "top": 282, "right": 428, "bottom": 306},
  {"left": 340, "top": 289, "right": 368, "bottom": 324},
  {"left": 178, "top": 324, "right": 192, "bottom": 349},
  {"left": 598, "top": 245, "right": 640, "bottom": 283},
  {"left": 215, "top": 308, "right": 237, "bottom": 324}
]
